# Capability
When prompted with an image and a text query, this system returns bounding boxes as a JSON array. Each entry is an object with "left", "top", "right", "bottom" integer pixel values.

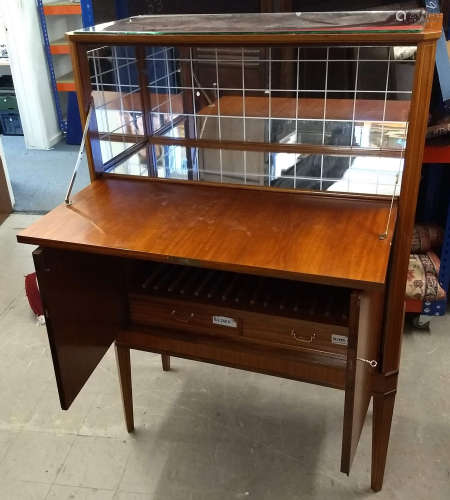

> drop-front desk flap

[{"left": 17, "top": 177, "right": 396, "bottom": 290}]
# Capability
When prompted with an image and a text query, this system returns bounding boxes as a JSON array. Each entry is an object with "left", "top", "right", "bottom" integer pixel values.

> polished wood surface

[
  {"left": 341, "top": 291, "right": 361, "bottom": 474},
  {"left": 33, "top": 248, "right": 126, "bottom": 409},
  {"left": 199, "top": 96, "right": 411, "bottom": 122},
  {"left": 115, "top": 344, "right": 134, "bottom": 432},
  {"left": 18, "top": 178, "right": 396, "bottom": 289},
  {"left": 382, "top": 40, "right": 438, "bottom": 373},
  {"left": 341, "top": 289, "right": 384, "bottom": 474},
  {"left": 371, "top": 391, "right": 396, "bottom": 491},
  {"left": 129, "top": 294, "right": 347, "bottom": 359},
  {"left": 161, "top": 353, "right": 171, "bottom": 371},
  {"left": 359, "top": 39, "right": 439, "bottom": 491},
  {"left": 93, "top": 93, "right": 408, "bottom": 122},
  {"left": 116, "top": 326, "right": 347, "bottom": 390}
]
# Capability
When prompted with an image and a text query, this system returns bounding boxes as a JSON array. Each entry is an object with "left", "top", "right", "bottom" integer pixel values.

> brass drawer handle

[
  {"left": 170, "top": 310, "right": 195, "bottom": 323},
  {"left": 291, "top": 329, "right": 316, "bottom": 343}
]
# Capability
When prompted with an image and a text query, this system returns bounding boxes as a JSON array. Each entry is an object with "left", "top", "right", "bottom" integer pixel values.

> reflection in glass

[
  {"left": 330, "top": 156, "right": 403, "bottom": 195},
  {"left": 358, "top": 61, "right": 389, "bottom": 92},
  {"left": 106, "top": 148, "right": 148, "bottom": 176},
  {"left": 98, "top": 115, "right": 144, "bottom": 165},
  {"left": 107, "top": 144, "right": 403, "bottom": 196},
  {"left": 139, "top": 43, "right": 415, "bottom": 157},
  {"left": 155, "top": 144, "right": 189, "bottom": 180},
  {"left": 162, "top": 119, "right": 186, "bottom": 139},
  {"left": 92, "top": 43, "right": 416, "bottom": 196},
  {"left": 327, "top": 61, "right": 357, "bottom": 91},
  {"left": 89, "top": 45, "right": 145, "bottom": 166},
  {"left": 94, "top": 91, "right": 143, "bottom": 135},
  {"left": 324, "top": 121, "right": 352, "bottom": 146},
  {"left": 353, "top": 122, "right": 408, "bottom": 150},
  {"left": 99, "top": 140, "right": 139, "bottom": 165}
]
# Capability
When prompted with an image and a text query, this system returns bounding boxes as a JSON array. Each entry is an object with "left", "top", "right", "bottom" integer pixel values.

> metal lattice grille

[
  {"left": 88, "top": 46, "right": 145, "bottom": 165},
  {"left": 88, "top": 44, "right": 416, "bottom": 195}
]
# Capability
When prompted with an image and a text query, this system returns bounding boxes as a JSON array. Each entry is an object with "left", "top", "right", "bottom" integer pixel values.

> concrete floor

[
  {"left": 2, "top": 136, "right": 89, "bottom": 213},
  {"left": 0, "top": 213, "right": 449, "bottom": 500}
]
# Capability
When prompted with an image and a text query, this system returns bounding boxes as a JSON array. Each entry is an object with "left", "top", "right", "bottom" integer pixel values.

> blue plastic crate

[{"left": 0, "top": 111, "right": 23, "bottom": 136}]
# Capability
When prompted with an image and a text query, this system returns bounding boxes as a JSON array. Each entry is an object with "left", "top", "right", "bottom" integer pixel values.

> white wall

[
  {"left": 0, "top": 0, "right": 61, "bottom": 149},
  {"left": 0, "top": 136, "right": 15, "bottom": 210}
]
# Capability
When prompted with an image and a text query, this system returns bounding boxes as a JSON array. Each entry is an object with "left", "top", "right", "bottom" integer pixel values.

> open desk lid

[{"left": 72, "top": 10, "right": 427, "bottom": 36}]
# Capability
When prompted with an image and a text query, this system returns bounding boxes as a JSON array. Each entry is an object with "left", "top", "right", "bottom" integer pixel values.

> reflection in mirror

[
  {"left": 107, "top": 144, "right": 404, "bottom": 196},
  {"left": 97, "top": 43, "right": 415, "bottom": 196},
  {"left": 106, "top": 148, "right": 149, "bottom": 176},
  {"left": 155, "top": 144, "right": 190, "bottom": 180},
  {"left": 145, "top": 48, "right": 414, "bottom": 151},
  {"left": 88, "top": 45, "right": 146, "bottom": 166},
  {"left": 98, "top": 115, "right": 144, "bottom": 165},
  {"left": 140, "top": 43, "right": 414, "bottom": 155}
]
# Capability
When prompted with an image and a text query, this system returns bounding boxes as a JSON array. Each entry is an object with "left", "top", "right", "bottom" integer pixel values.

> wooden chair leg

[
  {"left": 161, "top": 353, "right": 170, "bottom": 371},
  {"left": 115, "top": 343, "right": 134, "bottom": 433},
  {"left": 371, "top": 391, "right": 396, "bottom": 491}
]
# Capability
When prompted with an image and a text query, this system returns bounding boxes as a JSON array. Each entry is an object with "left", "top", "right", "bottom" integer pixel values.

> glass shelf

[{"left": 75, "top": 10, "right": 426, "bottom": 36}]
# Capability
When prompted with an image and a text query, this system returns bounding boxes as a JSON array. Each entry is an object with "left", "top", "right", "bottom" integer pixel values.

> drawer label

[
  {"left": 212, "top": 316, "right": 238, "bottom": 328},
  {"left": 331, "top": 334, "right": 348, "bottom": 346}
]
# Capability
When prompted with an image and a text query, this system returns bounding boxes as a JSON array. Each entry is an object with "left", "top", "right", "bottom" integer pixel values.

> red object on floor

[
  {"left": 405, "top": 298, "right": 423, "bottom": 313},
  {"left": 25, "top": 273, "right": 43, "bottom": 317}
]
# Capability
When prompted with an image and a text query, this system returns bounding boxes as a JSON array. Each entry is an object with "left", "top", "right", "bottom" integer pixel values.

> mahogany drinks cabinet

[{"left": 17, "top": 10, "right": 442, "bottom": 491}]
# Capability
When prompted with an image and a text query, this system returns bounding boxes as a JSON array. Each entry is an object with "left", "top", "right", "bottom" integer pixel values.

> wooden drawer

[
  {"left": 243, "top": 313, "right": 349, "bottom": 356},
  {"left": 129, "top": 294, "right": 243, "bottom": 338},
  {"left": 129, "top": 293, "right": 348, "bottom": 357}
]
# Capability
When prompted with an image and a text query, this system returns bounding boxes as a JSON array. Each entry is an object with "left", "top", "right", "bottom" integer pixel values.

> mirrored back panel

[
  {"left": 107, "top": 146, "right": 403, "bottom": 196},
  {"left": 87, "top": 43, "right": 416, "bottom": 196}
]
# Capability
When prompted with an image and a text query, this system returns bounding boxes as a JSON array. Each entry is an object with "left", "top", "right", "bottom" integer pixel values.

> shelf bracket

[
  {"left": 379, "top": 172, "right": 400, "bottom": 240},
  {"left": 64, "top": 105, "right": 93, "bottom": 207}
]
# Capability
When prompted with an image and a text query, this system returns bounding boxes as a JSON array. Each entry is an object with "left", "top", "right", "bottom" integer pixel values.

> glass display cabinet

[
  {"left": 80, "top": 12, "right": 423, "bottom": 196},
  {"left": 17, "top": 10, "right": 441, "bottom": 492}
]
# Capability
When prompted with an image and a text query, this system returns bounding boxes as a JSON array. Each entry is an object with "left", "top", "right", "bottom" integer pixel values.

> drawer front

[
  {"left": 129, "top": 294, "right": 348, "bottom": 356},
  {"left": 129, "top": 294, "right": 243, "bottom": 337},
  {"left": 243, "top": 314, "right": 349, "bottom": 355}
]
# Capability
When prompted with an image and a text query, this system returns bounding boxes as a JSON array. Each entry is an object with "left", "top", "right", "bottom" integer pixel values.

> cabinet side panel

[
  {"left": 33, "top": 247, "right": 126, "bottom": 409},
  {"left": 382, "top": 40, "right": 438, "bottom": 373}
]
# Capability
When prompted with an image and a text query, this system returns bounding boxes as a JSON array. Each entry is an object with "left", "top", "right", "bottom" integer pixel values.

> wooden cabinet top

[{"left": 17, "top": 179, "right": 396, "bottom": 290}]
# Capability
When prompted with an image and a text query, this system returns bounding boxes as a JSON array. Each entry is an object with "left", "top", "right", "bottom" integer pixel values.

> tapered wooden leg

[
  {"left": 161, "top": 353, "right": 170, "bottom": 371},
  {"left": 115, "top": 343, "right": 134, "bottom": 433},
  {"left": 371, "top": 391, "right": 396, "bottom": 491}
]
